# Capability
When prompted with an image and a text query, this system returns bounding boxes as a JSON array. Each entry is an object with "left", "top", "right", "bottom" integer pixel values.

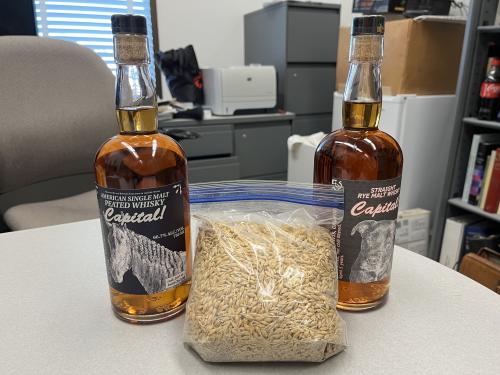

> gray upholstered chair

[{"left": 0, "top": 36, "right": 116, "bottom": 230}]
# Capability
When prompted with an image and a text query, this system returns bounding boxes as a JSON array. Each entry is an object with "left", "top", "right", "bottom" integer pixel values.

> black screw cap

[
  {"left": 111, "top": 14, "right": 147, "bottom": 35},
  {"left": 352, "top": 15, "right": 385, "bottom": 36}
]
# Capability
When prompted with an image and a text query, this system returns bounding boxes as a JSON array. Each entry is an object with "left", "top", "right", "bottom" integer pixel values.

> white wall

[
  {"left": 155, "top": 0, "right": 354, "bottom": 98},
  {"left": 154, "top": 0, "right": 475, "bottom": 98}
]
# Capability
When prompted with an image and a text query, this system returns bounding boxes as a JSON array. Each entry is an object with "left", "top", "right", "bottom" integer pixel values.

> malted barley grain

[{"left": 184, "top": 220, "right": 347, "bottom": 362}]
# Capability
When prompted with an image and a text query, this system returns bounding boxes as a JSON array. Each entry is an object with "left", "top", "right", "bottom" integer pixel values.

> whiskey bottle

[
  {"left": 314, "top": 16, "right": 403, "bottom": 311},
  {"left": 94, "top": 15, "right": 191, "bottom": 323}
]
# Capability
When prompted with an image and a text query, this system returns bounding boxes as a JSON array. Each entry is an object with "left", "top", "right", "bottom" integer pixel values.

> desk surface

[{"left": 0, "top": 220, "right": 499, "bottom": 375}]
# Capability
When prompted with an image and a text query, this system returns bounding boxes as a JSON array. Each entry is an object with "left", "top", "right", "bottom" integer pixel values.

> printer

[{"left": 202, "top": 66, "right": 276, "bottom": 115}]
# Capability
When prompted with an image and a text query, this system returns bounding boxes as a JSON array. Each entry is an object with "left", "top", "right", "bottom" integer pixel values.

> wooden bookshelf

[{"left": 448, "top": 198, "right": 500, "bottom": 223}]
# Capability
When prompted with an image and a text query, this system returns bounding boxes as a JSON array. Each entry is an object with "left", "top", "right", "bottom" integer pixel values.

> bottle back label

[
  {"left": 480, "top": 82, "right": 500, "bottom": 99},
  {"left": 334, "top": 177, "right": 401, "bottom": 283},
  {"left": 96, "top": 181, "right": 187, "bottom": 295}
]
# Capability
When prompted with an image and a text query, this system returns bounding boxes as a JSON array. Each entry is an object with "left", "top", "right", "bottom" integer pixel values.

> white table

[{"left": 0, "top": 220, "right": 499, "bottom": 375}]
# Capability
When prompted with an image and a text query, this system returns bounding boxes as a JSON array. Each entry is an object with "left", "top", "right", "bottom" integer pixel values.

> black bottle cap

[
  {"left": 487, "top": 43, "right": 500, "bottom": 58},
  {"left": 111, "top": 14, "right": 147, "bottom": 35},
  {"left": 352, "top": 15, "right": 385, "bottom": 36}
]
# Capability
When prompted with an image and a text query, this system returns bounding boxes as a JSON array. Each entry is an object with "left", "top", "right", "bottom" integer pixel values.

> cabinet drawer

[
  {"left": 287, "top": 7, "right": 339, "bottom": 63},
  {"left": 285, "top": 66, "right": 335, "bottom": 114},
  {"left": 292, "top": 114, "right": 332, "bottom": 135},
  {"left": 161, "top": 124, "right": 233, "bottom": 159},
  {"left": 188, "top": 156, "right": 239, "bottom": 183},
  {"left": 235, "top": 123, "right": 291, "bottom": 178}
]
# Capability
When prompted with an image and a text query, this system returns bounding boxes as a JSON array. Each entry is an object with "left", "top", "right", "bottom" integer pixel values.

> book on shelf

[
  {"left": 478, "top": 150, "right": 496, "bottom": 209},
  {"left": 464, "top": 220, "right": 500, "bottom": 254},
  {"left": 462, "top": 134, "right": 500, "bottom": 203},
  {"left": 468, "top": 138, "right": 500, "bottom": 205},
  {"left": 484, "top": 148, "right": 500, "bottom": 213},
  {"left": 462, "top": 134, "right": 500, "bottom": 204},
  {"left": 439, "top": 215, "right": 480, "bottom": 269},
  {"left": 441, "top": 217, "right": 500, "bottom": 270}
]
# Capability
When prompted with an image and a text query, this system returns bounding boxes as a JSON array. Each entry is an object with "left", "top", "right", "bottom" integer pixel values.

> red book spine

[{"left": 484, "top": 148, "right": 500, "bottom": 213}]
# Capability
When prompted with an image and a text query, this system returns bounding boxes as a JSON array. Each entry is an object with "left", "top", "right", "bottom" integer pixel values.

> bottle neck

[
  {"left": 114, "top": 34, "right": 157, "bottom": 134},
  {"left": 488, "top": 58, "right": 500, "bottom": 78},
  {"left": 343, "top": 34, "right": 383, "bottom": 130},
  {"left": 116, "top": 64, "right": 158, "bottom": 133}
]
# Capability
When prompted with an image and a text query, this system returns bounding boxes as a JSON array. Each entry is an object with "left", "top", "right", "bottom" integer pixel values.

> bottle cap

[
  {"left": 111, "top": 14, "right": 147, "bottom": 35},
  {"left": 487, "top": 43, "right": 500, "bottom": 58},
  {"left": 352, "top": 16, "right": 385, "bottom": 36}
]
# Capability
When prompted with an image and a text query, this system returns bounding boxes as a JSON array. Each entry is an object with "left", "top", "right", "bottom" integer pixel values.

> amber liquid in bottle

[
  {"left": 95, "top": 107, "right": 192, "bottom": 323},
  {"left": 314, "top": 19, "right": 403, "bottom": 310},
  {"left": 95, "top": 20, "right": 191, "bottom": 323},
  {"left": 315, "top": 101, "right": 402, "bottom": 310}
]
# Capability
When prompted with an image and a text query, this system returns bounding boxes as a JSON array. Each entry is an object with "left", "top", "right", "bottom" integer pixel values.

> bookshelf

[
  {"left": 478, "top": 25, "right": 500, "bottom": 33},
  {"left": 463, "top": 117, "right": 500, "bottom": 130},
  {"left": 448, "top": 198, "right": 500, "bottom": 223},
  {"left": 431, "top": 0, "right": 500, "bottom": 260}
]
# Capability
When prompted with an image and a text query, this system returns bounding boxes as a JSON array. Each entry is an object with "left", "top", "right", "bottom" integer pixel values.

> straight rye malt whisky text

[
  {"left": 94, "top": 15, "right": 191, "bottom": 323},
  {"left": 314, "top": 16, "right": 403, "bottom": 310}
]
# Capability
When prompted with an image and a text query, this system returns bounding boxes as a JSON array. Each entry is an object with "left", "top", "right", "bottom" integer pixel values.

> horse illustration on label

[
  {"left": 106, "top": 223, "right": 185, "bottom": 294},
  {"left": 349, "top": 219, "right": 396, "bottom": 283}
]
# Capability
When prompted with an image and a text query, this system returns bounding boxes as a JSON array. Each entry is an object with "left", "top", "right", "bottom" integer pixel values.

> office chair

[{"left": 0, "top": 36, "right": 116, "bottom": 230}]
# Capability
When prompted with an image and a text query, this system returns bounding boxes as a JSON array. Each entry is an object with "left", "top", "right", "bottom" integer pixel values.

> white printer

[{"left": 202, "top": 66, "right": 276, "bottom": 115}]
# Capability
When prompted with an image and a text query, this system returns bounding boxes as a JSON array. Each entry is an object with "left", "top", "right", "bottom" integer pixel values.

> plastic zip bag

[{"left": 184, "top": 181, "right": 347, "bottom": 362}]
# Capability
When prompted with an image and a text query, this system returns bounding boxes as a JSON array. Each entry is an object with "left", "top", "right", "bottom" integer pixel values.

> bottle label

[
  {"left": 480, "top": 82, "right": 500, "bottom": 99},
  {"left": 334, "top": 176, "right": 401, "bottom": 283},
  {"left": 96, "top": 181, "right": 187, "bottom": 295}
]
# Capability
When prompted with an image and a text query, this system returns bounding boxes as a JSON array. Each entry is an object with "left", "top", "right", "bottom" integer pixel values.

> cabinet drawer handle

[{"left": 160, "top": 129, "right": 201, "bottom": 141}]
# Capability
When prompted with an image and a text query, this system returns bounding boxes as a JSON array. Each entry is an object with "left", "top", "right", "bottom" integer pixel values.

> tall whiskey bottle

[
  {"left": 94, "top": 15, "right": 191, "bottom": 323},
  {"left": 314, "top": 16, "right": 403, "bottom": 311}
]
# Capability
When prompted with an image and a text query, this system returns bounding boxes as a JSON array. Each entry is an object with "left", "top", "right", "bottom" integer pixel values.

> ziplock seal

[{"left": 189, "top": 180, "right": 343, "bottom": 209}]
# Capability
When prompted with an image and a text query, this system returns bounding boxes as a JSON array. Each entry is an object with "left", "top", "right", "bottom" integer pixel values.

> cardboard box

[
  {"left": 336, "top": 17, "right": 465, "bottom": 95},
  {"left": 401, "top": 239, "right": 429, "bottom": 257},
  {"left": 395, "top": 208, "right": 430, "bottom": 244}
]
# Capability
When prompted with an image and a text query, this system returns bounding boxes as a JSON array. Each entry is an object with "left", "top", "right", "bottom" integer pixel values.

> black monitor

[{"left": 0, "top": 0, "right": 37, "bottom": 36}]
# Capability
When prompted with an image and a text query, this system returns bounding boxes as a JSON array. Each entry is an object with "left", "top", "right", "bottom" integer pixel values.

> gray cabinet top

[
  {"left": 158, "top": 112, "right": 295, "bottom": 128},
  {"left": 248, "top": 0, "right": 341, "bottom": 14}
]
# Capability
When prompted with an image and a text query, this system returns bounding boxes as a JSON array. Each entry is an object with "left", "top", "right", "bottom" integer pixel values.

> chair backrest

[{"left": 0, "top": 36, "right": 116, "bottom": 194}]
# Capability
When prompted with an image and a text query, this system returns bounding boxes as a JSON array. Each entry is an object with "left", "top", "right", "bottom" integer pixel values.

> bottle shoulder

[
  {"left": 95, "top": 132, "right": 186, "bottom": 161},
  {"left": 486, "top": 65, "right": 500, "bottom": 81},
  {"left": 318, "top": 129, "right": 402, "bottom": 154},
  {"left": 314, "top": 129, "right": 403, "bottom": 181},
  {"left": 94, "top": 132, "right": 188, "bottom": 189}
]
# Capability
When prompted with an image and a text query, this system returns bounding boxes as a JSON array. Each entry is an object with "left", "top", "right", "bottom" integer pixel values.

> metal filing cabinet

[
  {"left": 235, "top": 123, "right": 290, "bottom": 178},
  {"left": 244, "top": 1, "right": 340, "bottom": 136},
  {"left": 158, "top": 113, "right": 294, "bottom": 183}
]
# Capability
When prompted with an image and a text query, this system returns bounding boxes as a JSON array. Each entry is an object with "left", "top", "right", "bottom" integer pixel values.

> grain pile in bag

[{"left": 184, "top": 181, "right": 347, "bottom": 362}]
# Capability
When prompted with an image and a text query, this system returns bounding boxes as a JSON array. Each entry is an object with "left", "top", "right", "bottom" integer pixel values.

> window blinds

[{"left": 34, "top": 0, "right": 154, "bottom": 75}]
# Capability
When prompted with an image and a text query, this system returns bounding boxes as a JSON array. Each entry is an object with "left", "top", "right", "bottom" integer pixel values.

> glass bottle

[
  {"left": 478, "top": 50, "right": 500, "bottom": 121},
  {"left": 94, "top": 15, "right": 191, "bottom": 323},
  {"left": 314, "top": 16, "right": 403, "bottom": 311}
]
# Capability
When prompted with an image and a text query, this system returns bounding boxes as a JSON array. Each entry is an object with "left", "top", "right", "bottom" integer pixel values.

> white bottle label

[
  {"left": 335, "top": 176, "right": 401, "bottom": 283},
  {"left": 96, "top": 181, "right": 187, "bottom": 295}
]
